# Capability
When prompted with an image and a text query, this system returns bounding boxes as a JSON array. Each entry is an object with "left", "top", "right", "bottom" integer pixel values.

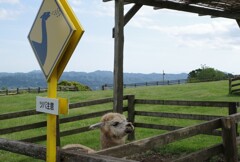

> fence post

[
  {"left": 229, "top": 79, "right": 232, "bottom": 94},
  {"left": 6, "top": 89, "right": 8, "bottom": 95},
  {"left": 38, "top": 87, "right": 41, "bottom": 93},
  {"left": 17, "top": 88, "right": 19, "bottom": 94},
  {"left": 127, "top": 95, "right": 135, "bottom": 141},
  {"left": 229, "top": 103, "right": 237, "bottom": 116},
  {"left": 228, "top": 103, "right": 238, "bottom": 135},
  {"left": 221, "top": 117, "right": 238, "bottom": 162}
]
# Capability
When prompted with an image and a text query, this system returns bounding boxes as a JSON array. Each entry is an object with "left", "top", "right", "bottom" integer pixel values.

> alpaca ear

[{"left": 89, "top": 122, "right": 104, "bottom": 130}]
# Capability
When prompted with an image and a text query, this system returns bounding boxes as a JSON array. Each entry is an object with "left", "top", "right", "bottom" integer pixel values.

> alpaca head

[{"left": 90, "top": 113, "right": 134, "bottom": 149}]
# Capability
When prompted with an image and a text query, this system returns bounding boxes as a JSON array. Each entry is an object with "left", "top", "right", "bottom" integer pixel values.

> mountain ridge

[{"left": 0, "top": 70, "right": 188, "bottom": 90}]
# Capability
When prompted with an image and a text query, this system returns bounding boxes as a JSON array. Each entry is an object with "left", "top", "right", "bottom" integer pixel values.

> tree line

[{"left": 187, "top": 65, "right": 232, "bottom": 83}]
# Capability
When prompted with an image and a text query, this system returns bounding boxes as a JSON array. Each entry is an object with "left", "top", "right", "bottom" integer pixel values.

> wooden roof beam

[
  {"left": 187, "top": 0, "right": 216, "bottom": 3},
  {"left": 124, "top": 0, "right": 240, "bottom": 19}
]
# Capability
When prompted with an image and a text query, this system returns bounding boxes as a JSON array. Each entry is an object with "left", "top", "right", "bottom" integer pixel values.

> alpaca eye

[{"left": 112, "top": 122, "right": 119, "bottom": 127}]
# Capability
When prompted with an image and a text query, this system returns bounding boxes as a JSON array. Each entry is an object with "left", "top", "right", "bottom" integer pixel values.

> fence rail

[
  {"left": 102, "top": 79, "right": 187, "bottom": 90},
  {"left": 0, "top": 86, "right": 80, "bottom": 96},
  {"left": 229, "top": 76, "right": 240, "bottom": 94},
  {"left": 0, "top": 95, "right": 239, "bottom": 161}
]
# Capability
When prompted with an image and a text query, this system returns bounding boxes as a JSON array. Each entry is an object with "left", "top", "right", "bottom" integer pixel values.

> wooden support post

[
  {"left": 127, "top": 95, "right": 135, "bottom": 141},
  {"left": 113, "top": 0, "right": 124, "bottom": 113},
  {"left": 221, "top": 117, "right": 238, "bottom": 162}
]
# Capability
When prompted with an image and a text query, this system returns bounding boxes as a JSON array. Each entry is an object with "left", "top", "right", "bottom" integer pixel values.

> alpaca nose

[{"left": 125, "top": 122, "right": 134, "bottom": 133}]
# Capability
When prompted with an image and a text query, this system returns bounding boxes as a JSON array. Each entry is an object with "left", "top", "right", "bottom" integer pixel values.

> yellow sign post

[
  {"left": 28, "top": 0, "right": 84, "bottom": 161},
  {"left": 47, "top": 68, "right": 58, "bottom": 162}
]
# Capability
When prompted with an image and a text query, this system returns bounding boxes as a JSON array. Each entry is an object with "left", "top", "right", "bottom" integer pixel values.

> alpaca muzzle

[{"left": 125, "top": 122, "right": 134, "bottom": 134}]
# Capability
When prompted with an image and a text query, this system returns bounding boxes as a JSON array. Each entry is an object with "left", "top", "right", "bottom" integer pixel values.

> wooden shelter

[{"left": 103, "top": 0, "right": 240, "bottom": 112}]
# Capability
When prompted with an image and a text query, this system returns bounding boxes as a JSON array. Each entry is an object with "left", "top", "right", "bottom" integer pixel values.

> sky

[{"left": 1, "top": 0, "right": 240, "bottom": 75}]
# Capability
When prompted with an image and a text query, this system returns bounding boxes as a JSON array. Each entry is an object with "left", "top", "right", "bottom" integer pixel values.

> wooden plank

[
  {"left": 0, "top": 96, "right": 129, "bottom": 120},
  {"left": 96, "top": 119, "right": 221, "bottom": 157},
  {"left": 0, "top": 121, "right": 46, "bottom": 135},
  {"left": 231, "top": 89, "right": 240, "bottom": 93},
  {"left": 60, "top": 110, "right": 112, "bottom": 123},
  {"left": 0, "top": 108, "right": 131, "bottom": 136},
  {"left": 0, "top": 138, "right": 136, "bottom": 162},
  {"left": 21, "top": 126, "right": 91, "bottom": 143},
  {"left": 0, "top": 109, "right": 39, "bottom": 120},
  {"left": 221, "top": 117, "right": 238, "bottom": 162},
  {"left": 69, "top": 96, "right": 128, "bottom": 109},
  {"left": 173, "top": 144, "right": 223, "bottom": 162},
  {"left": 231, "top": 83, "right": 240, "bottom": 87},
  {"left": 0, "top": 138, "right": 46, "bottom": 160},
  {"left": 1, "top": 110, "right": 112, "bottom": 135},
  {"left": 135, "top": 123, "right": 221, "bottom": 136},
  {"left": 229, "top": 112, "right": 240, "bottom": 123},
  {"left": 135, "top": 122, "right": 182, "bottom": 131},
  {"left": 231, "top": 77, "right": 240, "bottom": 81},
  {"left": 135, "top": 111, "right": 223, "bottom": 121},
  {"left": 135, "top": 99, "right": 232, "bottom": 107},
  {"left": 69, "top": 98, "right": 114, "bottom": 109}
]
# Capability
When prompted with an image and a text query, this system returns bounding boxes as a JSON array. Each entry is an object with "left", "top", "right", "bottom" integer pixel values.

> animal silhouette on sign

[{"left": 31, "top": 12, "right": 51, "bottom": 65}]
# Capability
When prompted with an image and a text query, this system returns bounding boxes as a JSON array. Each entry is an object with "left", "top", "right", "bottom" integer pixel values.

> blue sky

[{"left": 1, "top": 0, "right": 240, "bottom": 74}]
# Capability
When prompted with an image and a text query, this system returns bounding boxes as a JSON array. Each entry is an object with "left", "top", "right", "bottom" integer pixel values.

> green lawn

[{"left": 0, "top": 80, "right": 240, "bottom": 161}]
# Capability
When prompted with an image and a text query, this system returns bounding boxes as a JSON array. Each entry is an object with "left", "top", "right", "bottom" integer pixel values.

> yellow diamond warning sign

[{"left": 28, "top": 0, "right": 84, "bottom": 81}]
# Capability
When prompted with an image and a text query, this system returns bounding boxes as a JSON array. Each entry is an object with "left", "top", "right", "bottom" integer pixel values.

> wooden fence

[
  {"left": 0, "top": 86, "right": 79, "bottom": 96},
  {"left": 102, "top": 79, "right": 187, "bottom": 90},
  {"left": 229, "top": 76, "right": 240, "bottom": 94},
  {"left": 0, "top": 95, "right": 239, "bottom": 161}
]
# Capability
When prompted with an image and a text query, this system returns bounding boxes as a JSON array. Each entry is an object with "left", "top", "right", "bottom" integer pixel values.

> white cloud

[
  {"left": 129, "top": 11, "right": 240, "bottom": 50},
  {"left": 170, "top": 20, "right": 240, "bottom": 50}
]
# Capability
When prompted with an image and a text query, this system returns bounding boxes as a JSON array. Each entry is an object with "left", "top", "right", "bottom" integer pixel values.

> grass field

[{"left": 0, "top": 80, "right": 240, "bottom": 161}]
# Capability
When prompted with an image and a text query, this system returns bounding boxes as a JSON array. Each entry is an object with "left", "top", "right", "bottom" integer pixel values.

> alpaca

[
  {"left": 91, "top": 112, "right": 134, "bottom": 149},
  {"left": 62, "top": 113, "right": 134, "bottom": 152}
]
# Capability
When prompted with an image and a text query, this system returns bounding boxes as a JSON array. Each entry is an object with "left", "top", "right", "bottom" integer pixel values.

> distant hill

[{"left": 0, "top": 70, "right": 188, "bottom": 90}]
